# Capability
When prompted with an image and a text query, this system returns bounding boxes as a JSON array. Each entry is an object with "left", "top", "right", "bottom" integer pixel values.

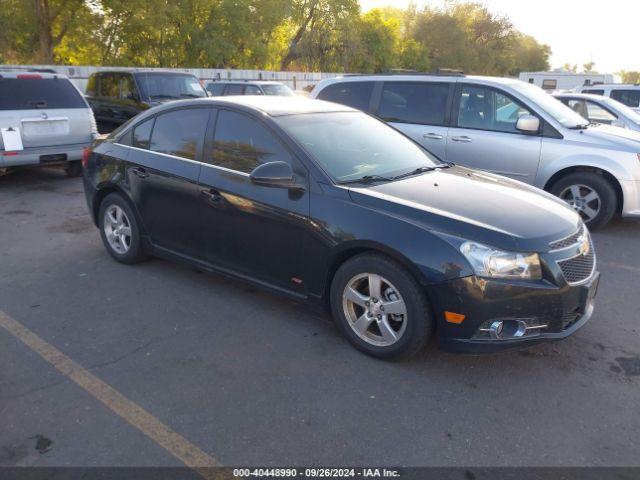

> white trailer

[{"left": 518, "top": 71, "right": 621, "bottom": 92}]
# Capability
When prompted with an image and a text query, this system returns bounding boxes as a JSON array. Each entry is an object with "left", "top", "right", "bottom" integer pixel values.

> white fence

[{"left": 1, "top": 65, "right": 343, "bottom": 93}]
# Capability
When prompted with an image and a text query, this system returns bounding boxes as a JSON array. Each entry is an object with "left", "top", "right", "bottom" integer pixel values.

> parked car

[
  {"left": 205, "top": 80, "right": 295, "bottom": 97},
  {"left": 553, "top": 93, "right": 640, "bottom": 131},
  {"left": 310, "top": 74, "right": 640, "bottom": 229},
  {"left": 575, "top": 84, "right": 640, "bottom": 113},
  {"left": 83, "top": 96, "right": 599, "bottom": 359},
  {"left": 0, "top": 71, "right": 97, "bottom": 176},
  {"left": 85, "top": 70, "right": 207, "bottom": 131}
]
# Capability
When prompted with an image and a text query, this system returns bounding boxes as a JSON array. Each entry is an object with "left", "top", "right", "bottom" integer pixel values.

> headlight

[{"left": 460, "top": 241, "right": 542, "bottom": 280}]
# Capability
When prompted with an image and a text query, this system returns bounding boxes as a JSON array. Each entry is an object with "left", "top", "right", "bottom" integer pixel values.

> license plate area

[{"left": 21, "top": 119, "right": 69, "bottom": 137}]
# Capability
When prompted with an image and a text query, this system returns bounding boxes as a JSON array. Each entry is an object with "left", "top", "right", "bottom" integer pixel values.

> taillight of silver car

[{"left": 81, "top": 147, "right": 92, "bottom": 168}]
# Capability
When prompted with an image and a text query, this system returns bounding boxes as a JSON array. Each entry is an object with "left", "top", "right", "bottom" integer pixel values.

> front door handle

[
  {"left": 200, "top": 189, "right": 221, "bottom": 203},
  {"left": 451, "top": 136, "right": 472, "bottom": 143},
  {"left": 131, "top": 167, "right": 149, "bottom": 178},
  {"left": 423, "top": 133, "right": 443, "bottom": 140}
]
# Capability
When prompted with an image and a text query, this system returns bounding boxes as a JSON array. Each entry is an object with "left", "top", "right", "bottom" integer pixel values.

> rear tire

[
  {"left": 65, "top": 161, "right": 83, "bottom": 177},
  {"left": 330, "top": 253, "right": 432, "bottom": 360},
  {"left": 98, "top": 193, "right": 148, "bottom": 264},
  {"left": 550, "top": 172, "right": 617, "bottom": 230}
]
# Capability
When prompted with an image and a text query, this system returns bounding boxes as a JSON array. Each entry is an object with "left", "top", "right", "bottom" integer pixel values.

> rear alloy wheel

[
  {"left": 98, "top": 193, "right": 148, "bottom": 264},
  {"left": 551, "top": 172, "right": 617, "bottom": 230},
  {"left": 331, "top": 253, "right": 432, "bottom": 359}
]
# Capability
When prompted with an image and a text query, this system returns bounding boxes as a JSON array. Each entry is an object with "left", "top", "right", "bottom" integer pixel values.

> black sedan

[{"left": 82, "top": 97, "right": 599, "bottom": 359}]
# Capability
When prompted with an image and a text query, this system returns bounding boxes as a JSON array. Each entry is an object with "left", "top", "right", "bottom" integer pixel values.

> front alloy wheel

[
  {"left": 559, "top": 184, "right": 601, "bottom": 224},
  {"left": 342, "top": 273, "right": 408, "bottom": 347},
  {"left": 330, "top": 253, "right": 433, "bottom": 359}
]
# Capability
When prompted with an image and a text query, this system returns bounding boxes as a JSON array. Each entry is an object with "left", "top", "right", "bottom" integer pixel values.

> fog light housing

[{"left": 474, "top": 318, "right": 548, "bottom": 340}]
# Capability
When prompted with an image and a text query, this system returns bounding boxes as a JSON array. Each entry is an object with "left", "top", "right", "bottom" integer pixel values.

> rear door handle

[
  {"left": 423, "top": 133, "right": 443, "bottom": 140},
  {"left": 451, "top": 136, "right": 472, "bottom": 143},
  {"left": 200, "top": 188, "right": 221, "bottom": 203},
  {"left": 131, "top": 167, "right": 149, "bottom": 178}
]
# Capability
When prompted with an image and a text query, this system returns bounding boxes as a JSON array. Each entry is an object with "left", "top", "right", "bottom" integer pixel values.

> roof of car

[
  {"left": 553, "top": 93, "right": 605, "bottom": 99},
  {"left": 140, "top": 96, "right": 356, "bottom": 118},
  {"left": 0, "top": 71, "right": 69, "bottom": 79},
  {"left": 207, "top": 80, "right": 287, "bottom": 85},
  {"left": 213, "top": 96, "right": 355, "bottom": 116},
  {"left": 316, "top": 74, "right": 523, "bottom": 88},
  {"left": 90, "top": 70, "right": 197, "bottom": 76}
]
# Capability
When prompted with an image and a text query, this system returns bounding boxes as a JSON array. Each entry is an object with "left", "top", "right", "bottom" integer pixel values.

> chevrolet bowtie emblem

[{"left": 578, "top": 236, "right": 590, "bottom": 256}]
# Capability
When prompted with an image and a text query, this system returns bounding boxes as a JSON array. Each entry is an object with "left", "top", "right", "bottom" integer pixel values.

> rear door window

[
  {"left": 226, "top": 84, "right": 245, "bottom": 95},
  {"left": 149, "top": 108, "right": 209, "bottom": 160},
  {"left": 611, "top": 89, "right": 640, "bottom": 108},
  {"left": 132, "top": 118, "right": 154, "bottom": 149},
  {"left": 0, "top": 77, "right": 86, "bottom": 110},
  {"left": 207, "top": 83, "right": 225, "bottom": 96},
  {"left": 377, "top": 82, "right": 449, "bottom": 125},
  {"left": 316, "top": 82, "right": 374, "bottom": 112},
  {"left": 244, "top": 85, "right": 263, "bottom": 95}
]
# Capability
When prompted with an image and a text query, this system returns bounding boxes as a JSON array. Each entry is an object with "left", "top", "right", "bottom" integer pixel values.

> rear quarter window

[
  {"left": 0, "top": 77, "right": 87, "bottom": 110},
  {"left": 317, "top": 82, "right": 374, "bottom": 112}
]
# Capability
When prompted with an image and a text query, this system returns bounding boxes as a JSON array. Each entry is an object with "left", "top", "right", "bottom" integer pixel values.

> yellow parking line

[{"left": 0, "top": 310, "right": 220, "bottom": 478}]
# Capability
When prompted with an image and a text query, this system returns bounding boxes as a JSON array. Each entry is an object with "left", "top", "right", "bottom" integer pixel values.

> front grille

[
  {"left": 550, "top": 226, "right": 584, "bottom": 250},
  {"left": 558, "top": 248, "right": 595, "bottom": 284}
]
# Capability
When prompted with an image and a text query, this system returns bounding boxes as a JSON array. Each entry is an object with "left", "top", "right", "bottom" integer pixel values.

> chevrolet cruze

[{"left": 82, "top": 97, "right": 599, "bottom": 359}]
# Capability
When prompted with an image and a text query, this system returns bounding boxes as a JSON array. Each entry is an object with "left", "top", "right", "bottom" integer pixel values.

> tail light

[
  {"left": 82, "top": 147, "right": 92, "bottom": 168},
  {"left": 17, "top": 74, "right": 42, "bottom": 79}
]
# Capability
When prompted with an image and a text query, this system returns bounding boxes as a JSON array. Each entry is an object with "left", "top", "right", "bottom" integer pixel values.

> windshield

[
  {"left": 261, "top": 84, "right": 295, "bottom": 96},
  {"left": 276, "top": 111, "right": 442, "bottom": 182},
  {"left": 601, "top": 97, "right": 640, "bottom": 125},
  {"left": 136, "top": 73, "right": 207, "bottom": 100},
  {"left": 512, "top": 82, "right": 588, "bottom": 128}
]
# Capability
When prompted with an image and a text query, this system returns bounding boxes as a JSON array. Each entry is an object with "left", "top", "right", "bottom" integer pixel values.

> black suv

[
  {"left": 82, "top": 97, "right": 599, "bottom": 359},
  {"left": 85, "top": 71, "right": 207, "bottom": 132}
]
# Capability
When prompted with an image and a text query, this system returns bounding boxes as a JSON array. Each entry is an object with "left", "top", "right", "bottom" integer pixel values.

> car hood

[
  {"left": 578, "top": 124, "right": 640, "bottom": 150},
  {"left": 348, "top": 166, "right": 581, "bottom": 252}
]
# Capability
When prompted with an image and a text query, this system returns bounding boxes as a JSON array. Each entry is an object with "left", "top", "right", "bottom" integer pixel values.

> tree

[
  {"left": 34, "top": 0, "right": 90, "bottom": 64},
  {"left": 619, "top": 71, "right": 640, "bottom": 84},
  {"left": 583, "top": 61, "right": 596, "bottom": 73},
  {"left": 351, "top": 9, "right": 401, "bottom": 73}
]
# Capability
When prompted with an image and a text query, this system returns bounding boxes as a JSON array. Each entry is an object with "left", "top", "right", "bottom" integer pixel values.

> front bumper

[
  {"left": 621, "top": 179, "right": 640, "bottom": 219},
  {"left": 429, "top": 272, "right": 600, "bottom": 353},
  {"left": 0, "top": 142, "right": 89, "bottom": 168}
]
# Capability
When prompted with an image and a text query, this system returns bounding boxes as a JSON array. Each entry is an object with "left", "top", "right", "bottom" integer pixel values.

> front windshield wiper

[
  {"left": 179, "top": 93, "right": 204, "bottom": 98},
  {"left": 568, "top": 123, "right": 590, "bottom": 130},
  {"left": 392, "top": 166, "right": 436, "bottom": 180},
  {"left": 339, "top": 174, "right": 395, "bottom": 185},
  {"left": 150, "top": 94, "right": 178, "bottom": 100}
]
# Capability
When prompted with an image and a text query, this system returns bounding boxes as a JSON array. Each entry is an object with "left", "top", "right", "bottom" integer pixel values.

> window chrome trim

[{"left": 113, "top": 143, "right": 251, "bottom": 177}]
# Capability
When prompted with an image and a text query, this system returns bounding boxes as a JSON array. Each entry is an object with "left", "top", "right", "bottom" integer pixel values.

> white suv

[
  {"left": 310, "top": 74, "right": 640, "bottom": 229},
  {"left": 0, "top": 71, "right": 97, "bottom": 176},
  {"left": 576, "top": 84, "right": 640, "bottom": 114}
]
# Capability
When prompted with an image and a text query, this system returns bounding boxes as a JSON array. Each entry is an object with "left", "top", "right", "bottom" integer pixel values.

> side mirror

[
  {"left": 250, "top": 161, "right": 303, "bottom": 190},
  {"left": 516, "top": 114, "right": 540, "bottom": 134}
]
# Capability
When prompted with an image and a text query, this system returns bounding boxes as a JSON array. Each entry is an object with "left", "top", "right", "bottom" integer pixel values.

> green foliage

[
  {"left": 619, "top": 71, "right": 640, "bottom": 84},
  {"left": 1, "top": 0, "right": 550, "bottom": 75}
]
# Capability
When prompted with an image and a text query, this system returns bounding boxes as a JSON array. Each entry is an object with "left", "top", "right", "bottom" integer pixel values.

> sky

[{"left": 359, "top": 0, "right": 639, "bottom": 73}]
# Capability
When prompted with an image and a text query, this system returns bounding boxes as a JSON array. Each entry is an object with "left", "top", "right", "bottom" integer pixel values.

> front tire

[
  {"left": 98, "top": 193, "right": 148, "bottom": 264},
  {"left": 330, "top": 253, "right": 433, "bottom": 360},
  {"left": 550, "top": 172, "right": 617, "bottom": 230}
]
